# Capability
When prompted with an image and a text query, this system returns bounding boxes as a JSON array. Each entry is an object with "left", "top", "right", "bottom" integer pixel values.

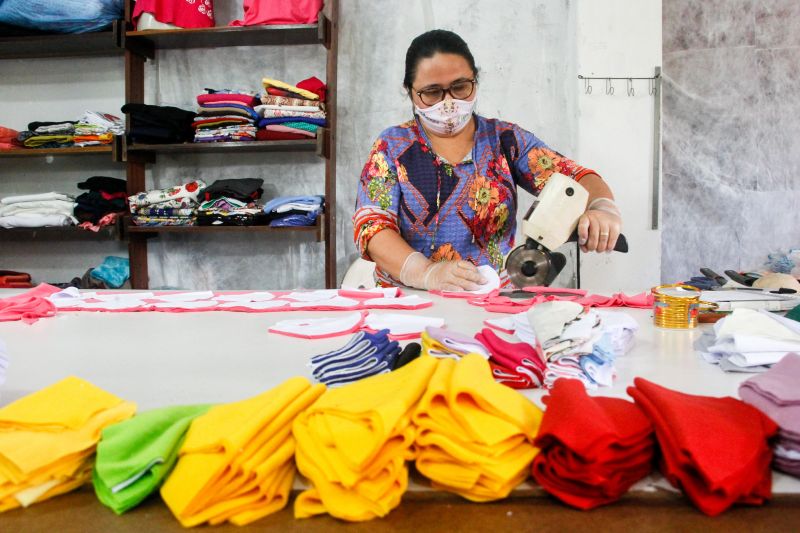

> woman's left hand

[{"left": 577, "top": 209, "right": 622, "bottom": 253}]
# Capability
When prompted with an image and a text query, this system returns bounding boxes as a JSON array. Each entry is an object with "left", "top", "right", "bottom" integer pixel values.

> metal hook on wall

[
  {"left": 584, "top": 77, "right": 593, "bottom": 95},
  {"left": 627, "top": 78, "right": 635, "bottom": 97},
  {"left": 605, "top": 78, "right": 615, "bottom": 96},
  {"left": 649, "top": 77, "right": 657, "bottom": 96}
]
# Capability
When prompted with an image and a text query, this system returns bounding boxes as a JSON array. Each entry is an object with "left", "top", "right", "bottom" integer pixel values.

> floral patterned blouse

[{"left": 353, "top": 115, "right": 598, "bottom": 287}]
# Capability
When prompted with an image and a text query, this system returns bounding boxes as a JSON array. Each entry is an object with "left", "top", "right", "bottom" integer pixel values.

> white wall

[{"left": 574, "top": 0, "right": 662, "bottom": 292}]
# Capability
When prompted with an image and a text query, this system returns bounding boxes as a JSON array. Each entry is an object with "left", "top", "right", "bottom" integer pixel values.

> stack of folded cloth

[
  {"left": 195, "top": 178, "right": 266, "bottom": 226},
  {"left": 129, "top": 180, "right": 206, "bottom": 227},
  {"left": 74, "top": 176, "right": 128, "bottom": 230},
  {"left": 475, "top": 328, "right": 545, "bottom": 389},
  {"left": 412, "top": 354, "right": 542, "bottom": 501},
  {"left": 310, "top": 329, "right": 401, "bottom": 386},
  {"left": 697, "top": 308, "right": 800, "bottom": 373},
  {"left": 193, "top": 90, "right": 259, "bottom": 143},
  {"left": 0, "top": 126, "right": 22, "bottom": 150},
  {"left": 293, "top": 356, "right": 438, "bottom": 522},
  {"left": 16, "top": 120, "right": 75, "bottom": 149},
  {"left": 0, "top": 192, "right": 77, "bottom": 228},
  {"left": 421, "top": 326, "right": 490, "bottom": 360},
  {"left": 121, "top": 103, "right": 197, "bottom": 144},
  {"left": 0, "top": 270, "right": 32, "bottom": 288},
  {"left": 739, "top": 353, "right": 800, "bottom": 478},
  {"left": 628, "top": 377, "right": 777, "bottom": 516},
  {"left": 94, "top": 404, "right": 212, "bottom": 515},
  {"left": 0, "top": 376, "right": 136, "bottom": 513},
  {"left": 73, "top": 111, "right": 124, "bottom": 147},
  {"left": 257, "top": 76, "right": 326, "bottom": 140},
  {"left": 263, "top": 195, "right": 324, "bottom": 227},
  {"left": 531, "top": 379, "right": 655, "bottom": 509},
  {"left": 161, "top": 377, "right": 325, "bottom": 526}
]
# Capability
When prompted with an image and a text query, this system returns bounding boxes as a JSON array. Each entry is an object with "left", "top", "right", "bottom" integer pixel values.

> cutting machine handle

[{"left": 567, "top": 231, "right": 628, "bottom": 253}]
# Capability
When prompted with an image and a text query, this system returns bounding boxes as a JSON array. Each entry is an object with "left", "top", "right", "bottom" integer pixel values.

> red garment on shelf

[
  {"left": 230, "top": 0, "right": 323, "bottom": 26},
  {"left": 0, "top": 270, "right": 32, "bottom": 289},
  {"left": 0, "top": 126, "right": 22, "bottom": 150},
  {"left": 0, "top": 283, "right": 59, "bottom": 324},
  {"left": 531, "top": 379, "right": 654, "bottom": 510},
  {"left": 196, "top": 93, "right": 259, "bottom": 107},
  {"left": 296, "top": 76, "right": 326, "bottom": 101},
  {"left": 256, "top": 129, "right": 310, "bottom": 141},
  {"left": 628, "top": 377, "right": 777, "bottom": 516},
  {"left": 265, "top": 87, "right": 306, "bottom": 99},
  {"left": 133, "top": 0, "right": 215, "bottom": 29}
]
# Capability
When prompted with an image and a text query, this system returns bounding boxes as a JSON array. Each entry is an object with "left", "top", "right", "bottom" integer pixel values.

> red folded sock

[
  {"left": 627, "top": 377, "right": 777, "bottom": 516},
  {"left": 531, "top": 379, "right": 655, "bottom": 510}
]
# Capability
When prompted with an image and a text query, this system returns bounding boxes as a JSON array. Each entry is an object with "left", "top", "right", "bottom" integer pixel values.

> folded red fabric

[
  {"left": 296, "top": 76, "right": 326, "bottom": 101},
  {"left": 255, "top": 129, "right": 311, "bottom": 141},
  {"left": 627, "top": 377, "right": 777, "bottom": 516},
  {"left": 196, "top": 93, "right": 259, "bottom": 107},
  {"left": 476, "top": 328, "right": 544, "bottom": 388},
  {"left": 531, "top": 379, "right": 654, "bottom": 509}
]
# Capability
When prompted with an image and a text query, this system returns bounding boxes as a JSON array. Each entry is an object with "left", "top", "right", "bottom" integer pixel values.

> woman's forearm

[{"left": 366, "top": 229, "right": 422, "bottom": 279}]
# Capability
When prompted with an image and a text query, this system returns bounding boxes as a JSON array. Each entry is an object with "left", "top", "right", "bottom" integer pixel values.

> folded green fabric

[{"left": 93, "top": 404, "right": 212, "bottom": 514}]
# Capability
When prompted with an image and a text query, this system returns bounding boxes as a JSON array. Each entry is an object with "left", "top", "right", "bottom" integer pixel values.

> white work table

[{"left": 0, "top": 288, "right": 799, "bottom": 532}]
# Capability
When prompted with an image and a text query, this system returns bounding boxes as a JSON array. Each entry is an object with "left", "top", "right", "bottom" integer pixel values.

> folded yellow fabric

[
  {"left": 293, "top": 355, "right": 438, "bottom": 522},
  {"left": 0, "top": 376, "right": 135, "bottom": 512},
  {"left": 160, "top": 377, "right": 324, "bottom": 527},
  {"left": 412, "top": 355, "right": 542, "bottom": 502},
  {"left": 262, "top": 77, "right": 320, "bottom": 101}
]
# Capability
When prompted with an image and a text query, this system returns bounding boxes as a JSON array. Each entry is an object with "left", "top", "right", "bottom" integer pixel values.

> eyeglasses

[{"left": 415, "top": 79, "right": 476, "bottom": 106}]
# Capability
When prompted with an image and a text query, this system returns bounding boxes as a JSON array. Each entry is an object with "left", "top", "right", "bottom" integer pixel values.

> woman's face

[{"left": 410, "top": 52, "right": 477, "bottom": 109}]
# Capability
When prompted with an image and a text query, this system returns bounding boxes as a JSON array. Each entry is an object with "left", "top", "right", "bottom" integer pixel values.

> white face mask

[{"left": 414, "top": 97, "right": 476, "bottom": 136}]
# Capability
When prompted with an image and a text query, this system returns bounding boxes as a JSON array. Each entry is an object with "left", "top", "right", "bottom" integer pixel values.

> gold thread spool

[{"left": 651, "top": 284, "right": 718, "bottom": 329}]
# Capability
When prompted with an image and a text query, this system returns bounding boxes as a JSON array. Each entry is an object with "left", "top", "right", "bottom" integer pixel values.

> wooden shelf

[
  {"left": 127, "top": 218, "right": 323, "bottom": 241},
  {"left": 0, "top": 22, "right": 123, "bottom": 59},
  {"left": 0, "top": 221, "right": 122, "bottom": 239},
  {"left": 0, "top": 146, "right": 113, "bottom": 158},
  {"left": 125, "top": 136, "right": 323, "bottom": 156},
  {"left": 123, "top": 16, "right": 329, "bottom": 59}
]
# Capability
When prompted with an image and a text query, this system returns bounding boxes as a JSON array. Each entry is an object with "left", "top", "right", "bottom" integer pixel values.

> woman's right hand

[{"left": 423, "top": 259, "right": 486, "bottom": 292}]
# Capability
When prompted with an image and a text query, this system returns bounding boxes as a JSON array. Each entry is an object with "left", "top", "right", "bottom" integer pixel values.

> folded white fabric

[
  {"left": 0, "top": 214, "right": 76, "bottom": 228},
  {"left": 1, "top": 192, "right": 75, "bottom": 205},
  {"left": 0, "top": 200, "right": 76, "bottom": 217},
  {"left": 363, "top": 312, "right": 444, "bottom": 336},
  {"left": 289, "top": 297, "right": 359, "bottom": 309},
  {"left": 152, "top": 291, "right": 215, "bottom": 303},
  {"left": 268, "top": 312, "right": 365, "bottom": 339},
  {"left": 284, "top": 289, "right": 339, "bottom": 302},
  {"left": 526, "top": 301, "right": 585, "bottom": 344},
  {"left": 715, "top": 308, "right": 800, "bottom": 343}
]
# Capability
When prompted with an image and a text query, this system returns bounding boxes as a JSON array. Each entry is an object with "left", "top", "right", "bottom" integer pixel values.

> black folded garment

[
  {"left": 201, "top": 178, "right": 265, "bottom": 202},
  {"left": 121, "top": 103, "right": 197, "bottom": 144},
  {"left": 195, "top": 211, "right": 268, "bottom": 227},
  {"left": 77, "top": 176, "right": 127, "bottom": 194},
  {"left": 74, "top": 191, "right": 127, "bottom": 224},
  {"left": 26, "top": 120, "right": 76, "bottom": 132}
]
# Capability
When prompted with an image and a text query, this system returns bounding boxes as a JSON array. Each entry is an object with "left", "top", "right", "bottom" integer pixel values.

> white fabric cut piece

[
  {"left": 715, "top": 308, "right": 800, "bottom": 343},
  {"left": 441, "top": 337, "right": 490, "bottom": 359},
  {"left": 152, "top": 291, "right": 215, "bottom": 302},
  {"left": 47, "top": 287, "right": 87, "bottom": 307},
  {"left": 152, "top": 301, "right": 218, "bottom": 309},
  {"left": 485, "top": 316, "right": 516, "bottom": 333},
  {"left": 269, "top": 312, "right": 364, "bottom": 338},
  {"left": 595, "top": 309, "right": 640, "bottom": 333},
  {"left": 340, "top": 286, "right": 399, "bottom": 298},
  {"left": 733, "top": 334, "right": 800, "bottom": 354},
  {"left": 439, "top": 265, "right": 501, "bottom": 295},
  {"left": 363, "top": 313, "right": 445, "bottom": 336},
  {"left": 212, "top": 292, "right": 276, "bottom": 302},
  {"left": 288, "top": 297, "right": 359, "bottom": 309},
  {"left": 362, "top": 295, "right": 431, "bottom": 308},
  {"left": 217, "top": 300, "right": 287, "bottom": 310},
  {"left": 728, "top": 352, "right": 789, "bottom": 368},
  {"left": 775, "top": 445, "right": 800, "bottom": 460},
  {"left": 560, "top": 311, "right": 600, "bottom": 342},
  {"left": 1, "top": 192, "right": 74, "bottom": 205},
  {"left": 284, "top": 289, "right": 339, "bottom": 302},
  {"left": 0, "top": 214, "right": 76, "bottom": 228},
  {"left": 527, "top": 301, "right": 584, "bottom": 343},
  {"left": 93, "top": 292, "right": 155, "bottom": 302},
  {"left": 76, "top": 300, "right": 147, "bottom": 310}
]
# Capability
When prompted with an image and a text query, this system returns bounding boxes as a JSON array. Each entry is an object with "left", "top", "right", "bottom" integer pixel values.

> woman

[{"left": 353, "top": 30, "right": 622, "bottom": 291}]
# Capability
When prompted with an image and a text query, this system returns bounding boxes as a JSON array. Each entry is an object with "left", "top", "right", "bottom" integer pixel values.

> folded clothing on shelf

[
  {"left": 0, "top": 125, "right": 22, "bottom": 150},
  {"left": 121, "top": 103, "right": 197, "bottom": 145},
  {"left": 231, "top": 0, "right": 323, "bottom": 26},
  {"left": 129, "top": 180, "right": 206, "bottom": 227},
  {"left": 263, "top": 195, "right": 324, "bottom": 227},
  {"left": 0, "top": 270, "right": 32, "bottom": 289},
  {"left": 74, "top": 176, "right": 128, "bottom": 225},
  {"left": 133, "top": 0, "right": 214, "bottom": 30},
  {"left": 0, "top": 191, "right": 77, "bottom": 228}
]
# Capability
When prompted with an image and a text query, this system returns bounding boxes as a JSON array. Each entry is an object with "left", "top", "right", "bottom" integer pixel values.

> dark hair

[{"left": 403, "top": 30, "right": 478, "bottom": 92}]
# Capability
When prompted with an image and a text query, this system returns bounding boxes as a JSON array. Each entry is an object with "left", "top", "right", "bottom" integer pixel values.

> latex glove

[
  {"left": 400, "top": 252, "right": 486, "bottom": 291},
  {"left": 577, "top": 199, "right": 622, "bottom": 253}
]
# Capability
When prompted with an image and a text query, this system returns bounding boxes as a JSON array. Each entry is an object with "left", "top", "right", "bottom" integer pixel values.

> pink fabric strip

[{"left": 0, "top": 284, "right": 60, "bottom": 324}]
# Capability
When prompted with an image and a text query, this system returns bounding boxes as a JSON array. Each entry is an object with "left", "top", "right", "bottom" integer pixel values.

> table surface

[{"left": 0, "top": 287, "right": 798, "bottom": 531}]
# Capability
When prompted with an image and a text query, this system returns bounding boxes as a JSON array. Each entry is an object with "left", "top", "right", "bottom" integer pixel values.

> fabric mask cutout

[{"left": 414, "top": 97, "right": 476, "bottom": 136}]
